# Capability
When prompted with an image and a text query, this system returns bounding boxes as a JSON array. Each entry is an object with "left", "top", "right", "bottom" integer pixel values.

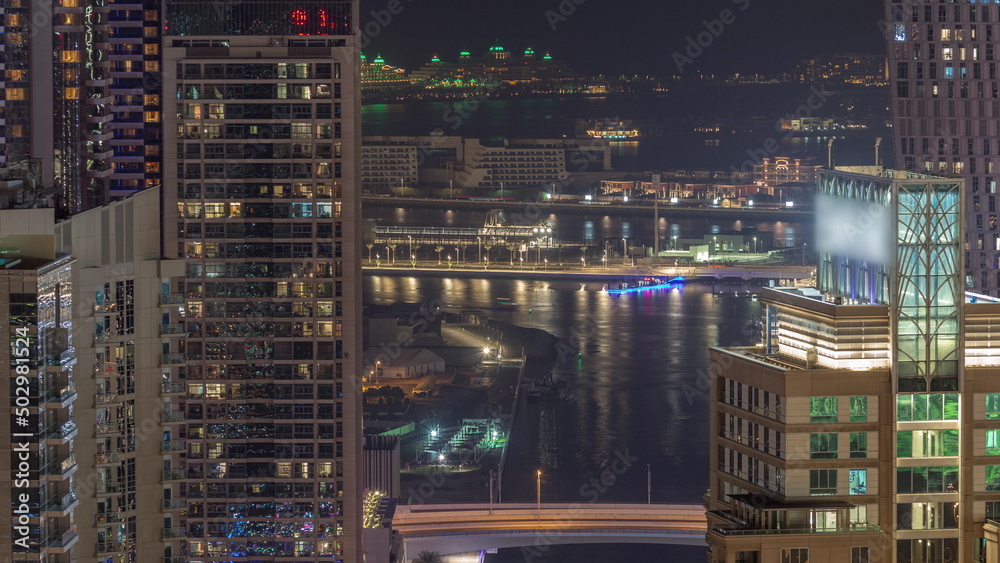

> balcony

[
  {"left": 162, "top": 469, "right": 186, "bottom": 481},
  {"left": 42, "top": 454, "right": 77, "bottom": 478},
  {"left": 161, "top": 382, "right": 185, "bottom": 395},
  {"left": 95, "top": 362, "right": 119, "bottom": 376},
  {"left": 160, "top": 323, "right": 185, "bottom": 335},
  {"left": 93, "top": 302, "right": 117, "bottom": 313},
  {"left": 95, "top": 393, "right": 122, "bottom": 407},
  {"left": 96, "top": 452, "right": 121, "bottom": 466},
  {"left": 96, "top": 511, "right": 123, "bottom": 525},
  {"left": 43, "top": 420, "right": 78, "bottom": 442},
  {"left": 42, "top": 384, "right": 78, "bottom": 406},
  {"left": 44, "top": 492, "right": 78, "bottom": 514},
  {"left": 162, "top": 440, "right": 185, "bottom": 453},
  {"left": 160, "top": 353, "right": 184, "bottom": 365},
  {"left": 41, "top": 527, "right": 78, "bottom": 551},
  {"left": 162, "top": 498, "right": 186, "bottom": 510},
  {"left": 162, "top": 526, "right": 187, "bottom": 539},
  {"left": 96, "top": 541, "right": 125, "bottom": 554},
  {"left": 95, "top": 482, "right": 120, "bottom": 496},
  {"left": 162, "top": 411, "right": 185, "bottom": 423},
  {"left": 95, "top": 423, "right": 120, "bottom": 437},
  {"left": 159, "top": 293, "right": 184, "bottom": 305}
]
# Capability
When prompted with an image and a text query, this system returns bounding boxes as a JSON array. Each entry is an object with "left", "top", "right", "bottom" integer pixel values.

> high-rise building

[
  {"left": 705, "top": 166, "right": 1000, "bottom": 563},
  {"left": 885, "top": 1, "right": 1000, "bottom": 294},
  {"left": 0, "top": 0, "right": 164, "bottom": 213},
  {"left": 0, "top": 209, "right": 80, "bottom": 562},
  {"left": 54, "top": 185, "right": 187, "bottom": 563},
  {"left": 159, "top": 2, "right": 363, "bottom": 562}
]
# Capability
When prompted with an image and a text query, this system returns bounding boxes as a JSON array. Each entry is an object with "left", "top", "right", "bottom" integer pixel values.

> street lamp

[
  {"left": 802, "top": 242, "right": 807, "bottom": 266},
  {"left": 536, "top": 469, "right": 542, "bottom": 521},
  {"left": 455, "top": 247, "right": 460, "bottom": 265},
  {"left": 622, "top": 238, "right": 627, "bottom": 263},
  {"left": 672, "top": 235, "right": 678, "bottom": 250},
  {"left": 580, "top": 256, "right": 586, "bottom": 268},
  {"left": 753, "top": 236, "right": 758, "bottom": 254},
  {"left": 407, "top": 235, "right": 412, "bottom": 262},
  {"left": 447, "top": 255, "right": 452, "bottom": 269},
  {"left": 411, "top": 254, "right": 416, "bottom": 268},
  {"left": 376, "top": 253, "right": 381, "bottom": 267},
  {"left": 477, "top": 236, "right": 482, "bottom": 263},
  {"left": 544, "top": 258, "right": 548, "bottom": 271}
]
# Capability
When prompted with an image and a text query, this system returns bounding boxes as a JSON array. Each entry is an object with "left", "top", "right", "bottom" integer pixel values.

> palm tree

[{"left": 413, "top": 550, "right": 443, "bottom": 563}]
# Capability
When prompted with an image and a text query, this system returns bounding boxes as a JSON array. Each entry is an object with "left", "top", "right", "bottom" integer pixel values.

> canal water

[{"left": 363, "top": 275, "right": 763, "bottom": 562}]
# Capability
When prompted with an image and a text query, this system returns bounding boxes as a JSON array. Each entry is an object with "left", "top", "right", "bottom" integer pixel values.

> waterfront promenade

[
  {"left": 362, "top": 261, "right": 815, "bottom": 282},
  {"left": 363, "top": 195, "right": 812, "bottom": 219}
]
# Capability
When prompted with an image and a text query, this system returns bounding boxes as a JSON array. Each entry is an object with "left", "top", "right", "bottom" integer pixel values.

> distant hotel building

[
  {"left": 885, "top": 0, "right": 1000, "bottom": 294},
  {"left": 361, "top": 136, "right": 611, "bottom": 192},
  {"left": 795, "top": 53, "right": 887, "bottom": 86},
  {"left": 409, "top": 45, "right": 575, "bottom": 86},
  {"left": 706, "top": 166, "right": 1000, "bottom": 563},
  {"left": 753, "top": 157, "right": 820, "bottom": 193}
]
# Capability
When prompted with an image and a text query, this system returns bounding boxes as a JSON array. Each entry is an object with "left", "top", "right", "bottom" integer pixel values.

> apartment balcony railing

[
  {"left": 162, "top": 469, "right": 186, "bottom": 481},
  {"left": 161, "top": 382, "right": 186, "bottom": 395},
  {"left": 162, "top": 440, "right": 186, "bottom": 453},
  {"left": 162, "top": 498, "right": 187, "bottom": 510},
  {"left": 160, "top": 323, "right": 185, "bottom": 335},
  {"left": 95, "top": 482, "right": 120, "bottom": 495},
  {"left": 95, "top": 423, "right": 120, "bottom": 437},
  {"left": 96, "top": 511, "right": 123, "bottom": 524},
  {"left": 95, "top": 362, "right": 119, "bottom": 375},
  {"left": 162, "top": 526, "right": 187, "bottom": 539},
  {"left": 159, "top": 293, "right": 184, "bottom": 305},
  {"left": 96, "top": 541, "right": 124, "bottom": 554},
  {"left": 160, "top": 353, "right": 184, "bottom": 365},
  {"left": 95, "top": 393, "right": 122, "bottom": 407},
  {"left": 41, "top": 455, "right": 77, "bottom": 477},
  {"left": 96, "top": 452, "right": 121, "bottom": 465},
  {"left": 162, "top": 411, "right": 185, "bottom": 423}
]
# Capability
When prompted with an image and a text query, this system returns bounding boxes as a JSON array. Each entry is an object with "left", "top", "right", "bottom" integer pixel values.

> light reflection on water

[{"left": 365, "top": 275, "right": 761, "bottom": 561}]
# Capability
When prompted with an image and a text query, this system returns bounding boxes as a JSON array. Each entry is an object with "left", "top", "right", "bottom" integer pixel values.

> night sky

[{"left": 363, "top": 0, "right": 886, "bottom": 77}]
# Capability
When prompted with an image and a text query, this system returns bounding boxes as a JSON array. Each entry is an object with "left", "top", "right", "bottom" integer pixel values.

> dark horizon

[{"left": 362, "top": 0, "right": 885, "bottom": 77}]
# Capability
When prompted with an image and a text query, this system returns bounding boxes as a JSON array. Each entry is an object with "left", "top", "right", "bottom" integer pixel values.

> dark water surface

[{"left": 364, "top": 276, "right": 762, "bottom": 562}]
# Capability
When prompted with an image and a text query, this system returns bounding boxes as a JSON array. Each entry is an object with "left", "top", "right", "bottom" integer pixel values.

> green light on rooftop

[
  {"left": 543, "top": 53, "right": 553, "bottom": 60},
  {"left": 460, "top": 50, "right": 471, "bottom": 57},
  {"left": 525, "top": 48, "right": 535, "bottom": 55},
  {"left": 360, "top": 52, "right": 367, "bottom": 59},
  {"left": 431, "top": 55, "right": 441, "bottom": 62}
]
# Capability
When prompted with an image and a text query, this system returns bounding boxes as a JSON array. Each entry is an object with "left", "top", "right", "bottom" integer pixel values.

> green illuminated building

[{"left": 706, "top": 167, "right": 1000, "bottom": 563}]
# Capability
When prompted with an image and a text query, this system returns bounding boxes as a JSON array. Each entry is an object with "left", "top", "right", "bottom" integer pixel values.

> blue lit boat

[{"left": 605, "top": 276, "right": 685, "bottom": 294}]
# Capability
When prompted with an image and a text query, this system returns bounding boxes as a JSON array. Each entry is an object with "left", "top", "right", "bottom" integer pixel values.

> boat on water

[
  {"left": 606, "top": 276, "right": 685, "bottom": 294},
  {"left": 494, "top": 297, "right": 518, "bottom": 310}
]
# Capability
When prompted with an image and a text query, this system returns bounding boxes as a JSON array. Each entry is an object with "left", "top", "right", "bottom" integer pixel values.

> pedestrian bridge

[{"left": 391, "top": 503, "right": 706, "bottom": 560}]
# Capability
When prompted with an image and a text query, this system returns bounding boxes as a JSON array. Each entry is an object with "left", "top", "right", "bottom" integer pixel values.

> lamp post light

[
  {"left": 376, "top": 253, "right": 381, "bottom": 267},
  {"left": 622, "top": 237, "right": 627, "bottom": 264},
  {"left": 447, "top": 255, "right": 452, "bottom": 269},
  {"left": 672, "top": 235, "right": 678, "bottom": 250},
  {"left": 580, "top": 256, "right": 586, "bottom": 268},
  {"left": 753, "top": 236, "right": 758, "bottom": 254},
  {"left": 477, "top": 236, "right": 482, "bottom": 263},
  {"left": 455, "top": 247, "right": 460, "bottom": 265},
  {"left": 411, "top": 254, "right": 416, "bottom": 268},
  {"left": 802, "top": 242, "right": 807, "bottom": 266},
  {"left": 536, "top": 469, "right": 542, "bottom": 521},
  {"left": 407, "top": 235, "right": 412, "bottom": 262},
  {"left": 544, "top": 258, "right": 548, "bottom": 271}
]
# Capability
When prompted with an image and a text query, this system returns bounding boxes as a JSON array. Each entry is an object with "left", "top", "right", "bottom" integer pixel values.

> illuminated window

[
  {"left": 810, "top": 396, "right": 838, "bottom": 423},
  {"left": 59, "top": 50, "right": 82, "bottom": 63},
  {"left": 809, "top": 433, "right": 837, "bottom": 459}
]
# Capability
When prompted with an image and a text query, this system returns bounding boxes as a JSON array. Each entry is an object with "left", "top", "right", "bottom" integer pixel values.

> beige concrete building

[
  {"left": 706, "top": 167, "right": 1000, "bottom": 563},
  {"left": 54, "top": 186, "right": 186, "bottom": 563}
]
